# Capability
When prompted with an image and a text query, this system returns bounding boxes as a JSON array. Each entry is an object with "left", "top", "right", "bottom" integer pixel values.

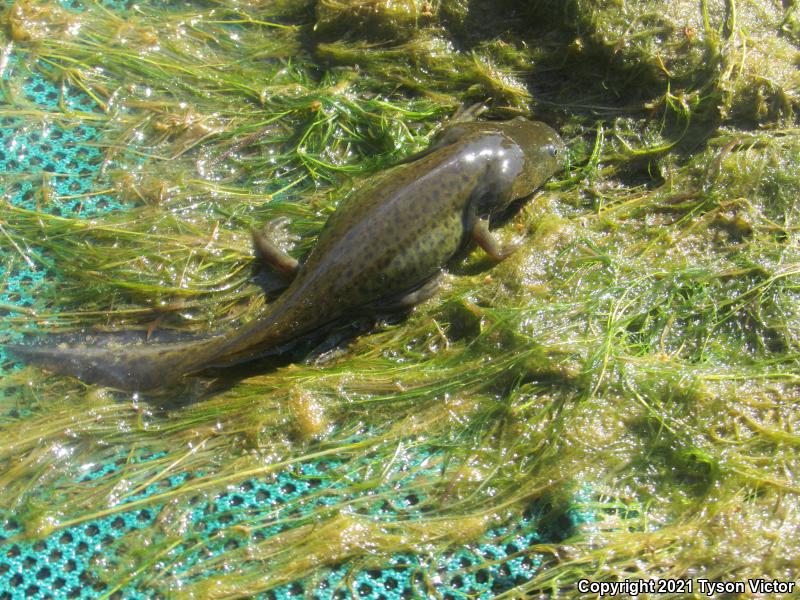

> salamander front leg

[
  {"left": 450, "top": 102, "right": 488, "bottom": 123},
  {"left": 394, "top": 104, "right": 488, "bottom": 166},
  {"left": 251, "top": 229, "right": 300, "bottom": 281},
  {"left": 472, "top": 218, "right": 520, "bottom": 261}
]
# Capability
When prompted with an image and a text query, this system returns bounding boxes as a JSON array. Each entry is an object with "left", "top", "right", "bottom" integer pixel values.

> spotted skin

[{"left": 7, "top": 119, "right": 564, "bottom": 390}]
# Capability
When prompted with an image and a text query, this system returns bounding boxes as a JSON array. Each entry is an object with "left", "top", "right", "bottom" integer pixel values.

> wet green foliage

[{"left": 1, "top": 0, "right": 799, "bottom": 596}]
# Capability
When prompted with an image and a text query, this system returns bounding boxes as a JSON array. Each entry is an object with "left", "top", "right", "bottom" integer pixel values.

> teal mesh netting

[{"left": 0, "top": 3, "right": 594, "bottom": 599}]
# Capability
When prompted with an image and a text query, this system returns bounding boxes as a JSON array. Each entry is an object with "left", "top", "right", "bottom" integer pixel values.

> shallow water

[{"left": 1, "top": 0, "right": 799, "bottom": 597}]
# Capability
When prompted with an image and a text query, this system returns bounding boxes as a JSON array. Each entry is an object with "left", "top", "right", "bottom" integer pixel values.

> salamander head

[{"left": 500, "top": 117, "right": 565, "bottom": 201}]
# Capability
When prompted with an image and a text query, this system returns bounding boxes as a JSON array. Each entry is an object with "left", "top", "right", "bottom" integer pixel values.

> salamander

[{"left": 6, "top": 117, "right": 564, "bottom": 390}]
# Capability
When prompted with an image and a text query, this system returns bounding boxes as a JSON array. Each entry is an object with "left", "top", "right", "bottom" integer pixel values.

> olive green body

[{"left": 7, "top": 118, "right": 564, "bottom": 390}]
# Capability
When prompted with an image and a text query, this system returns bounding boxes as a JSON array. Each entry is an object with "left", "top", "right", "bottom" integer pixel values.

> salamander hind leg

[
  {"left": 251, "top": 228, "right": 300, "bottom": 281},
  {"left": 365, "top": 273, "right": 444, "bottom": 312},
  {"left": 472, "top": 217, "right": 521, "bottom": 261}
]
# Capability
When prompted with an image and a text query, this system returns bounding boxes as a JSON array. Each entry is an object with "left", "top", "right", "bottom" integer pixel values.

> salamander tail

[{"left": 4, "top": 333, "right": 225, "bottom": 391}]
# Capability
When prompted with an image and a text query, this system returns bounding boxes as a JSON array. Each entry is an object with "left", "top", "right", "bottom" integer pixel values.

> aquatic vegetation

[{"left": 0, "top": 0, "right": 799, "bottom": 597}]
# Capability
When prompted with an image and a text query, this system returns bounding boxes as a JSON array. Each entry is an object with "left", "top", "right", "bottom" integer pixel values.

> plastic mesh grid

[
  {"left": 3, "top": 59, "right": 123, "bottom": 217},
  {"left": 0, "top": 3, "right": 594, "bottom": 598},
  {"left": 0, "top": 448, "right": 590, "bottom": 599}
]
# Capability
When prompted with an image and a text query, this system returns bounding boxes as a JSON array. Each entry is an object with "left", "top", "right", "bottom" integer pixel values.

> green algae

[{"left": 0, "top": 0, "right": 799, "bottom": 596}]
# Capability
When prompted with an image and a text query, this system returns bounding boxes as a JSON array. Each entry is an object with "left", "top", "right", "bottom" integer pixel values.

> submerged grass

[{"left": 0, "top": 0, "right": 799, "bottom": 596}]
